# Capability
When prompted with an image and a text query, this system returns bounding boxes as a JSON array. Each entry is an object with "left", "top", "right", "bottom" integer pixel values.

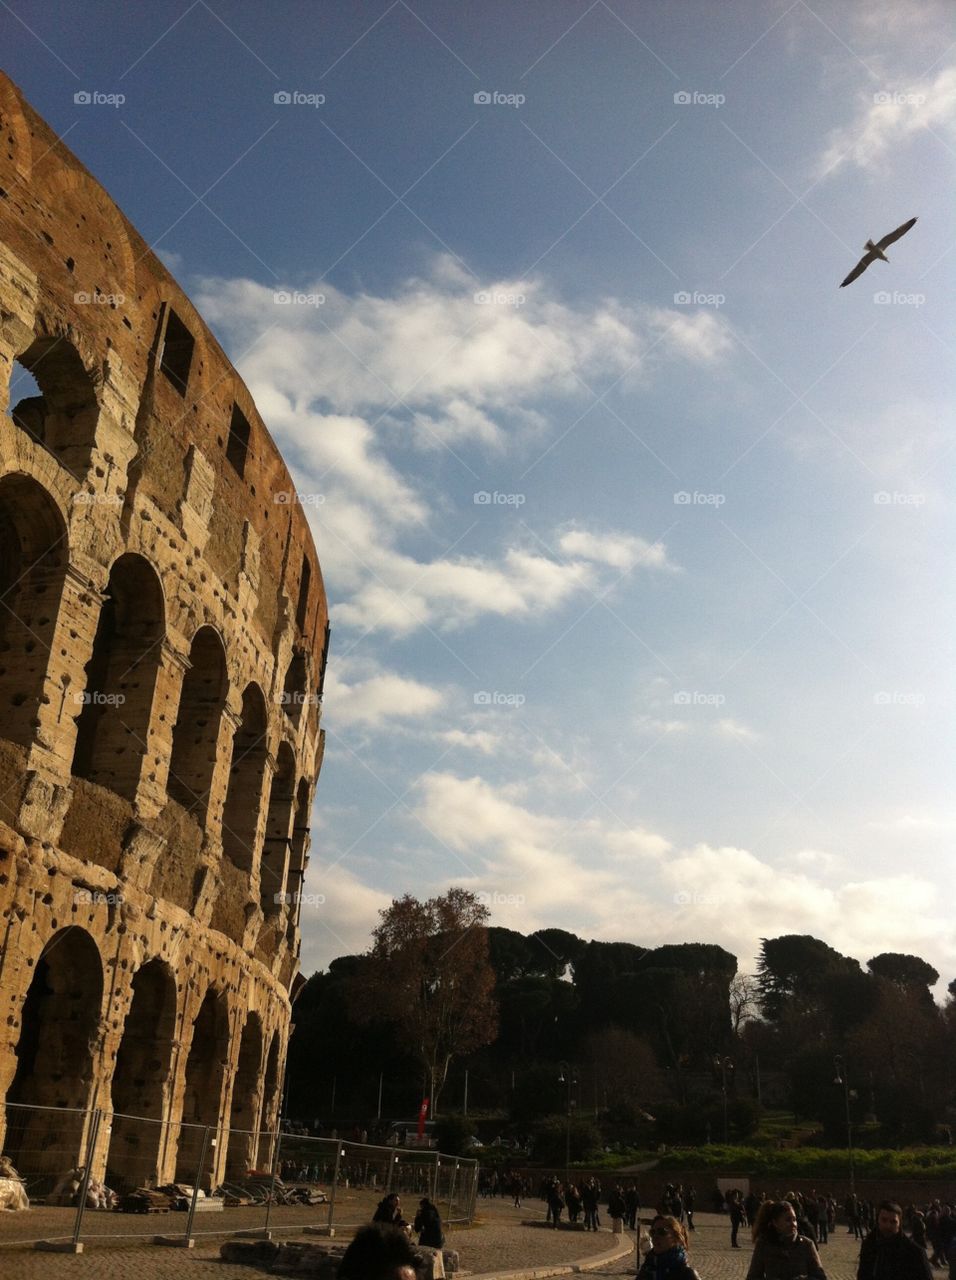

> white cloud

[
  {"left": 324, "top": 659, "right": 444, "bottom": 729},
  {"left": 195, "top": 259, "right": 693, "bottom": 637},
  {"left": 817, "top": 65, "right": 956, "bottom": 177},
  {"left": 559, "top": 528, "right": 676, "bottom": 572},
  {"left": 297, "top": 864, "right": 391, "bottom": 971},
  {"left": 401, "top": 774, "right": 956, "bottom": 980}
]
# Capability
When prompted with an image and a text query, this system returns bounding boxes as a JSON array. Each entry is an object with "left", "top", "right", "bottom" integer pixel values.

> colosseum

[{"left": 0, "top": 72, "right": 328, "bottom": 1191}]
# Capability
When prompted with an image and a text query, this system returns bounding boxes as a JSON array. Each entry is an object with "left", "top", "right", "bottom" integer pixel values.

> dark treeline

[{"left": 286, "top": 927, "right": 956, "bottom": 1150}]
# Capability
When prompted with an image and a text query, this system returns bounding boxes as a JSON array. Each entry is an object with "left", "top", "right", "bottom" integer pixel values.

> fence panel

[
  {"left": 0, "top": 1101, "right": 479, "bottom": 1252},
  {"left": 0, "top": 1102, "right": 98, "bottom": 1249}
]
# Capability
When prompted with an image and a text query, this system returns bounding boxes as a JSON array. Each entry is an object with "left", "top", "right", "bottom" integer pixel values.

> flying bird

[{"left": 839, "top": 217, "right": 918, "bottom": 288}]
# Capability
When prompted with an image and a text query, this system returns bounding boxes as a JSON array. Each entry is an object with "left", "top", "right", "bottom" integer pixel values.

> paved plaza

[{"left": 0, "top": 1203, "right": 870, "bottom": 1279}]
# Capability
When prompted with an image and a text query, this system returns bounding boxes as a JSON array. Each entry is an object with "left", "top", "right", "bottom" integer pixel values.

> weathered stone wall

[{"left": 0, "top": 72, "right": 327, "bottom": 1189}]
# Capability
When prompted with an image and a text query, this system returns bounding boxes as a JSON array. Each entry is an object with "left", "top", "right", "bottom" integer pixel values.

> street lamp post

[
  {"left": 714, "top": 1055, "right": 734, "bottom": 1144},
  {"left": 557, "top": 1061, "right": 577, "bottom": 1186},
  {"left": 833, "top": 1054, "right": 856, "bottom": 1196}
]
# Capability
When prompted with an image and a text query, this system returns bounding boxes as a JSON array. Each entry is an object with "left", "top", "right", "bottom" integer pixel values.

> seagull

[{"left": 839, "top": 217, "right": 918, "bottom": 287}]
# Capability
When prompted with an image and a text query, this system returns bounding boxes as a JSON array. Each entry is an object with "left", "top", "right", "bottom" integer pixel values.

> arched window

[
  {"left": 71, "top": 553, "right": 164, "bottom": 800},
  {"left": 256, "top": 1034, "right": 281, "bottom": 1170},
  {"left": 0, "top": 474, "right": 67, "bottom": 748},
  {"left": 167, "top": 627, "right": 228, "bottom": 827},
  {"left": 281, "top": 650, "right": 308, "bottom": 723},
  {"left": 10, "top": 334, "right": 98, "bottom": 473},
  {"left": 221, "top": 683, "right": 268, "bottom": 872},
  {"left": 286, "top": 778, "right": 312, "bottom": 933},
  {"left": 260, "top": 742, "right": 296, "bottom": 916}
]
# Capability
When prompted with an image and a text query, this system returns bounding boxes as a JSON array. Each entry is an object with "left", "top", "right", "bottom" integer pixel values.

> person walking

[
  {"left": 747, "top": 1200, "right": 828, "bottom": 1280},
  {"left": 413, "top": 1197, "right": 443, "bottom": 1250},
  {"left": 857, "top": 1201, "right": 932, "bottom": 1280},
  {"left": 638, "top": 1215, "right": 702, "bottom": 1280},
  {"left": 686, "top": 1186, "right": 696, "bottom": 1232},
  {"left": 731, "top": 1192, "right": 746, "bottom": 1249}
]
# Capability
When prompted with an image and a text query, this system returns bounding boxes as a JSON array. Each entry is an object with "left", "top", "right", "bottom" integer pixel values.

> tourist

[
  {"left": 566, "top": 1182, "right": 582, "bottom": 1225},
  {"left": 685, "top": 1186, "right": 696, "bottom": 1232},
  {"left": 730, "top": 1191, "right": 746, "bottom": 1249},
  {"left": 626, "top": 1184, "right": 642, "bottom": 1231},
  {"left": 582, "top": 1178, "right": 600, "bottom": 1231},
  {"left": 858, "top": 1201, "right": 932, "bottom": 1280},
  {"left": 547, "top": 1181, "right": 565, "bottom": 1229},
  {"left": 373, "top": 1192, "right": 408, "bottom": 1228},
  {"left": 747, "top": 1200, "right": 827, "bottom": 1280},
  {"left": 339, "top": 1224, "right": 419, "bottom": 1280},
  {"left": 638, "top": 1214, "right": 701, "bottom": 1280},
  {"left": 414, "top": 1197, "right": 443, "bottom": 1249}
]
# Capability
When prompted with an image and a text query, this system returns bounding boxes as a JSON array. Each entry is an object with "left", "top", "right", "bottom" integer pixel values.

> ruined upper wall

[{"left": 0, "top": 70, "right": 327, "bottom": 663}]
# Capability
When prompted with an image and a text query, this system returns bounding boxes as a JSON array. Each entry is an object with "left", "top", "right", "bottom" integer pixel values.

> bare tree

[
  {"left": 729, "top": 973, "right": 760, "bottom": 1036},
  {"left": 351, "top": 888, "right": 498, "bottom": 1115}
]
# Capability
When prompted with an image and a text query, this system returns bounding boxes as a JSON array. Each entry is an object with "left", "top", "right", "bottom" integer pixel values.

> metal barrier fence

[{"left": 0, "top": 1102, "right": 479, "bottom": 1252}]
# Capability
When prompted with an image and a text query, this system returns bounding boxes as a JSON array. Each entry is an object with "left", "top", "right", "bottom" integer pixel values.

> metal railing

[{"left": 0, "top": 1101, "right": 478, "bottom": 1252}]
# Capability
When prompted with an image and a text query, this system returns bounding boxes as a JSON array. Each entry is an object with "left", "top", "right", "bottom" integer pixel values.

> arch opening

[
  {"left": 0, "top": 473, "right": 67, "bottom": 750},
  {"left": 260, "top": 742, "right": 295, "bottom": 917},
  {"left": 221, "top": 683, "right": 267, "bottom": 873},
  {"left": 175, "top": 989, "right": 228, "bottom": 1185},
  {"left": 12, "top": 334, "right": 99, "bottom": 473},
  {"left": 4, "top": 928, "right": 103, "bottom": 1178},
  {"left": 71, "top": 553, "right": 165, "bottom": 799},
  {"left": 225, "top": 1013, "right": 263, "bottom": 1179},
  {"left": 167, "top": 626, "right": 227, "bottom": 827},
  {"left": 256, "top": 1034, "right": 281, "bottom": 1171},
  {"left": 107, "top": 959, "right": 177, "bottom": 1190}
]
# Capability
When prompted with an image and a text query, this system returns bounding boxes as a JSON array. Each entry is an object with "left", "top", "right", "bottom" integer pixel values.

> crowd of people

[{"left": 345, "top": 1181, "right": 956, "bottom": 1280}]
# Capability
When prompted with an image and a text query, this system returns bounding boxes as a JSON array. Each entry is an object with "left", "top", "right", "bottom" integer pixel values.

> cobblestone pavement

[{"left": 0, "top": 1204, "right": 874, "bottom": 1280}]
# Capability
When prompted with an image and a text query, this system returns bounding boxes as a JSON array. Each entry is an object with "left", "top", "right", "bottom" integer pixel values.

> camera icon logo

[
  {"left": 274, "top": 90, "right": 292, "bottom": 104},
  {"left": 474, "top": 491, "right": 491, "bottom": 504},
  {"left": 674, "top": 91, "right": 691, "bottom": 104},
  {"left": 74, "top": 91, "right": 91, "bottom": 105},
  {"left": 674, "top": 491, "right": 691, "bottom": 504},
  {"left": 273, "top": 290, "right": 292, "bottom": 304},
  {"left": 673, "top": 291, "right": 691, "bottom": 304},
  {"left": 474, "top": 691, "right": 491, "bottom": 705},
  {"left": 474, "top": 91, "right": 492, "bottom": 105}
]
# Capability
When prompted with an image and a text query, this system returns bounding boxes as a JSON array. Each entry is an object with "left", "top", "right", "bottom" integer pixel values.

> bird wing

[
  {"left": 840, "top": 251, "right": 875, "bottom": 288},
  {"left": 876, "top": 216, "right": 917, "bottom": 251}
]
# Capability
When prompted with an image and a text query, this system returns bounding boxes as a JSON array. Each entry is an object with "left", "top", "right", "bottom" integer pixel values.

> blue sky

[{"left": 7, "top": 1, "right": 954, "bottom": 987}]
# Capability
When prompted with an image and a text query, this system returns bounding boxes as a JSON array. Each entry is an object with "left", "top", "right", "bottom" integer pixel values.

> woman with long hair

[
  {"left": 637, "top": 1214, "right": 701, "bottom": 1280},
  {"left": 747, "top": 1200, "right": 828, "bottom": 1280}
]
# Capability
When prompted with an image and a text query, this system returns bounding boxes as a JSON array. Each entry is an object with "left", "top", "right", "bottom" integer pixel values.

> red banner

[{"left": 417, "top": 1098, "right": 430, "bottom": 1137}]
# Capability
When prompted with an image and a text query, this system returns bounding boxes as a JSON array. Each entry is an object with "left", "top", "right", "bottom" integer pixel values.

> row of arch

[
  {"left": 0, "top": 470, "right": 313, "bottom": 921},
  {"left": 4, "top": 927, "right": 283, "bottom": 1189}
]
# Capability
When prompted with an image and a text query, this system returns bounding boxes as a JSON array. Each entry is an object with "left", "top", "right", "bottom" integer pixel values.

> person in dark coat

[
  {"left": 747, "top": 1200, "right": 827, "bottom": 1280},
  {"left": 730, "top": 1192, "right": 746, "bottom": 1249},
  {"left": 339, "top": 1224, "right": 418, "bottom": 1280},
  {"left": 638, "top": 1215, "right": 701, "bottom": 1280},
  {"left": 373, "top": 1193, "right": 407, "bottom": 1228},
  {"left": 857, "top": 1202, "right": 932, "bottom": 1280},
  {"left": 413, "top": 1197, "right": 443, "bottom": 1249}
]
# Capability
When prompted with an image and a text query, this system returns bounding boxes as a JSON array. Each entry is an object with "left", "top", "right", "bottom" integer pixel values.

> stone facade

[{"left": 0, "top": 72, "right": 328, "bottom": 1188}]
